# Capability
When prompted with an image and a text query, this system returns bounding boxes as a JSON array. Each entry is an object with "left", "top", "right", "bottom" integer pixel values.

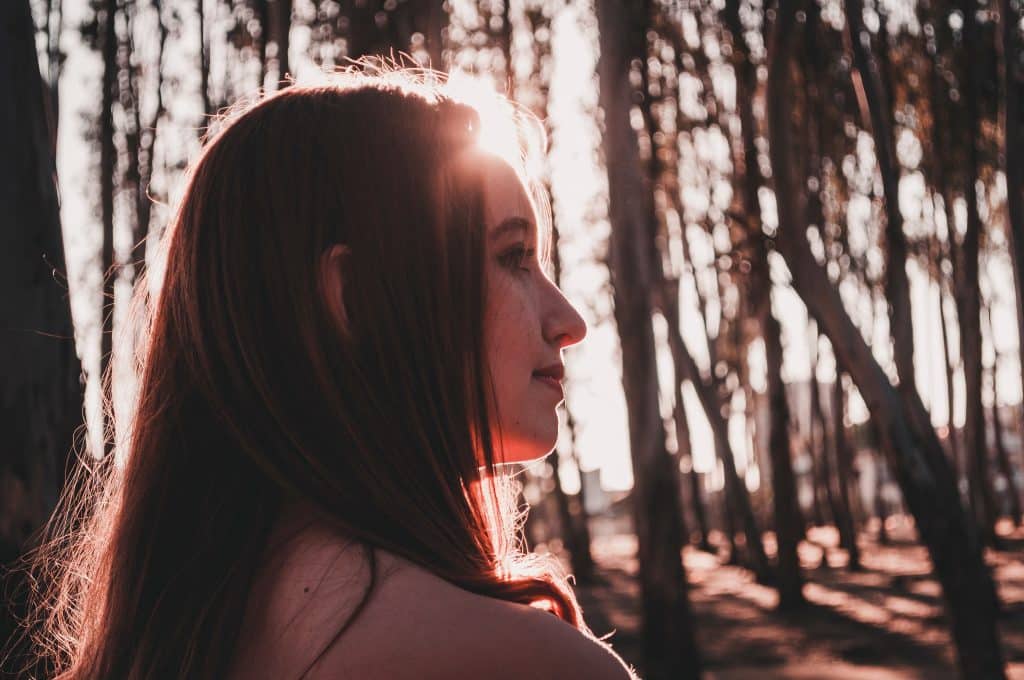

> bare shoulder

[
  {"left": 455, "top": 594, "right": 639, "bottom": 680},
  {"left": 312, "top": 555, "right": 637, "bottom": 679}
]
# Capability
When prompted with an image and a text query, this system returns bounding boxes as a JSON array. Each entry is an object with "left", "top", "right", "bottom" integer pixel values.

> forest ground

[{"left": 570, "top": 516, "right": 1024, "bottom": 679}]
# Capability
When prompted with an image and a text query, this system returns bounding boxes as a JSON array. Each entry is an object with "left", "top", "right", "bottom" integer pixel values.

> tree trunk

[
  {"left": 832, "top": 374, "right": 862, "bottom": 570},
  {"left": 807, "top": 414, "right": 827, "bottom": 528},
  {"left": 100, "top": 0, "right": 117, "bottom": 459},
  {"left": 344, "top": 0, "right": 446, "bottom": 67},
  {"left": 985, "top": 306, "right": 1023, "bottom": 527},
  {"left": 199, "top": 0, "right": 212, "bottom": 117},
  {"left": 938, "top": 270, "right": 963, "bottom": 477},
  {"left": 549, "top": 446, "right": 595, "bottom": 584},
  {"left": 0, "top": 0, "right": 85, "bottom": 668},
  {"left": 671, "top": 332, "right": 771, "bottom": 582},
  {"left": 768, "top": 0, "right": 1006, "bottom": 675},
  {"left": 724, "top": 0, "right": 801, "bottom": 601},
  {"left": 810, "top": 341, "right": 841, "bottom": 534},
  {"left": 664, "top": 281, "right": 713, "bottom": 553},
  {"left": 764, "top": 311, "right": 805, "bottom": 606},
  {"left": 844, "top": 0, "right": 915, "bottom": 394},
  {"left": 999, "top": 0, "right": 1024, "bottom": 434},
  {"left": 958, "top": 0, "right": 1002, "bottom": 547},
  {"left": 868, "top": 419, "right": 892, "bottom": 545},
  {"left": 596, "top": 1, "right": 700, "bottom": 676},
  {"left": 268, "top": 0, "right": 293, "bottom": 83}
]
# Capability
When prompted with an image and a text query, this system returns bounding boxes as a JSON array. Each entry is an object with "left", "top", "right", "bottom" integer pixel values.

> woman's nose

[{"left": 543, "top": 284, "right": 588, "bottom": 349}]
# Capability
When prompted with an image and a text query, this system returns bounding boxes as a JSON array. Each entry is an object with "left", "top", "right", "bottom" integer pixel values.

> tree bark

[
  {"left": 596, "top": 1, "right": 700, "bottom": 676},
  {"left": 344, "top": 0, "right": 446, "bottom": 67},
  {"left": 670, "top": 325, "right": 771, "bottom": 582},
  {"left": 810, "top": 336, "right": 841, "bottom": 535},
  {"left": 985, "top": 306, "right": 1023, "bottom": 527},
  {"left": 100, "top": 0, "right": 117, "bottom": 459},
  {"left": 1000, "top": 0, "right": 1024, "bottom": 433},
  {"left": 724, "top": 0, "right": 802, "bottom": 603},
  {"left": 268, "top": 0, "right": 293, "bottom": 83},
  {"left": 844, "top": 0, "right": 916, "bottom": 394},
  {"left": 957, "top": 0, "right": 1000, "bottom": 545},
  {"left": 768, "top": 0, "right": 1006, "bottom": 675},
  {"left": 764, "top": 311, "right": 805, "bottom": 605},
  {"left": 664, "top": 281, "right": 713, "bottom": 553},
  {"left": 832, "top": 374, "right": 862, "bottom": 570},
  {"left": 938, "top": 264, "right": 963, "bottom": 477},
  {"left": 549, "top": 446, "right": 595, "bottom": 584},
  {"left": 199, "top": 0, "right": 212, "bottom": 117},
  {"left": 0, "top": 0, "right": 84, "bottom": 667}
]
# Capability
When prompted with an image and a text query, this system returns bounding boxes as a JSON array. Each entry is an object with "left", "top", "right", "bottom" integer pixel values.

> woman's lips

[{"left": 532, "top": 374, "right": 564, "bottom": 396}]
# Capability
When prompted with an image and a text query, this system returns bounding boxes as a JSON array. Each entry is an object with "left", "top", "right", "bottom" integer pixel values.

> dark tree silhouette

[
  {"left": 0, "top": 0, "right": 84, "bottom": 671},
  {"left": 596, "top": 0, "right": 700, "bottom": 676}
]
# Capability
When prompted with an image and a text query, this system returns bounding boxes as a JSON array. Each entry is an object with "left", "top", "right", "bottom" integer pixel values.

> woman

[{"left": 24, "top": 67, "right": 636, "bottom": 679}]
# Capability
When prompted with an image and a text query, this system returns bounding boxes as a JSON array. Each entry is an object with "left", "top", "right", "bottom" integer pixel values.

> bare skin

[{"left": 228, "top": 505, "right": 636, "bottom": 679}]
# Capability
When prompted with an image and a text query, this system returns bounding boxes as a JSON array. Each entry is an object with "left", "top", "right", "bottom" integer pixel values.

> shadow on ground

[{"left": 569, "top": 518, "right": 1024, "bottom": 679}]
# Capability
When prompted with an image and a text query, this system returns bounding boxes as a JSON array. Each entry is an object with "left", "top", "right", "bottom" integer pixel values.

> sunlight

[{"left": 444, "top": 68, "right": 545, "bottom": 180}]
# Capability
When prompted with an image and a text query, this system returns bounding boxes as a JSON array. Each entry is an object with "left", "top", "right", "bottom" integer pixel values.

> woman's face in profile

[{"left": 478, "top": 153, "right": 588, "bottom": 465}]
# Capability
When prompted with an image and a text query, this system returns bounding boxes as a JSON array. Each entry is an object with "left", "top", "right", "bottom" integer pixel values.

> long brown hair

[{"left": 21, "top": 66, "right": 586, "bottom": 679}]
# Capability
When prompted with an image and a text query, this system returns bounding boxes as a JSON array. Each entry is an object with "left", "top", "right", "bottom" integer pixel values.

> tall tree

[
  {"left": 99, "top": 0, "right": 117, "bottom": 459},
  {"left": 768, "top": 0, "right": 1006, "bottom": 674},
  {"left": 844, "top": 0, "right": 916, "bottom": 394},
  {"left": 832, "top": 373, "right": 862, "bottom": 570},
  {"left": 596, "top": 0, "right": 700, "bottom": 676},
  {"left": 723, "top": 0, "right": 803, "bottom": 607},
  {"left": 267, "top": 0, "right": 292, "bottom": 83},
  {"left": 984, "top": 303, "right": 1023, "bottom": 526},
  {"left": 999, "top": 0, "right": 1024, "bottom": 437},
  {"left": 0, "top": 0, "right": 84, "bottom": 667},
  {"left": 663, "top": 282, "right": 713, "bottom": 553},
  {"left": 957, "top": 0, "right": 1001, "bottom": 544}
]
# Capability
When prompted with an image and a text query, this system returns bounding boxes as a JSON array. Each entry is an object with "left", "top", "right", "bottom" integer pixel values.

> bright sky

[{"left": 52, "top": 0, "right": 1022, "bottom": 494}]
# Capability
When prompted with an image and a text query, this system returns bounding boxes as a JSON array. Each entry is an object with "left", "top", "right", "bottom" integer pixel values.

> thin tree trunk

[
  {"left": 724, "top": 0, "right": 802, "bottom": 603},
  {"left": 958, "top": 0, "right": 1001, "bottom": 546},
  {"left": 549, "top": 445, "right": 595, "bottom": 584},
  {"left": 0, "top": 0, "right": 85, "bottom": 669},
  {"left": 268, "top": 0, "right": 292, "bottom": 83},
  {"left": 344, "top": 0, "right": 447, "bottom": 67},
  {"left": 765, "top": 311, "right": 805, "bottom": 605},
  {"left": 832, "top": 374, "right": 862, "bottom": 570},
  {"left": 806, "top": 328, "right": 830, "bottom": 529},
  {"left": 664, "top": 281, "right": 713, "bottom": 553},
  {"left": 985, "top": 306, "right": 1023, "bottom": 527},
  {"left": 43, "top": 0, "right": 62, "bottom": 156},
  {"left": 811, "top": 335, "right": 841, "bottom": 561},
  {"left": 844, "top": 0, "right": 915, "bottom": 394},
  {"left": 596, "top": 1, "right": 700, "bottom": 676},
  {"left": 938, "top": 269, "right": 963, "bottom": 476},
  {"left": 670, "top": 329, "right": 772, "bottom": 582},
  {"left": 199, "top": 0, "right": 212, "bottom": 117},
  {"left": 100, "top": 0, "right": 117, "bottom": 459},
  {"left": 868, "top": 419, "right": 891, "bottom": 545},
  {"left": 768, "top": 0, "right": 1005, "bottom": 674},
  {"left": 999, "top": 0, "right": 1024, "bottom": 430},
  {"left": 807, "top": 411, "right": 827, "bottom": 528}
]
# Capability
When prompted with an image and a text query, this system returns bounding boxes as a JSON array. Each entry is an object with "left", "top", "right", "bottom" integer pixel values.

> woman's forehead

[{"left": 476, "top": 153, "right": 536, "bottom": 237}]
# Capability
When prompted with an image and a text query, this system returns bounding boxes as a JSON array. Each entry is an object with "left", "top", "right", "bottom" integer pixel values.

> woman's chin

[{"left": 482, "top": 438, "right": 555, "bottom": 466}]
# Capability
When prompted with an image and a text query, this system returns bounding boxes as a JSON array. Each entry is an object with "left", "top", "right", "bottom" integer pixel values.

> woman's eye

[{"left": 498, "top": 245, "right": 535, "bottom": 272}]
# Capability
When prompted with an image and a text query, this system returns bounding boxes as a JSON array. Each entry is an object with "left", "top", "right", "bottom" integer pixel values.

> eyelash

[{"left": 499, "top": 245, "right": 536, "bottom": 273}]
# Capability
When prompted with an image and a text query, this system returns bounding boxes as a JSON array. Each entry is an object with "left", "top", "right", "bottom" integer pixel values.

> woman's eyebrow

[{"left": 489, "top": 216, "right": 533, "bottom": 242}]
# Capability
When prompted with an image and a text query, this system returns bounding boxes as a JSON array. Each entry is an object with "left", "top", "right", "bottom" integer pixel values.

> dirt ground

[{"left": 570, "top": 517, "right": 1024, "bottom": 679}]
